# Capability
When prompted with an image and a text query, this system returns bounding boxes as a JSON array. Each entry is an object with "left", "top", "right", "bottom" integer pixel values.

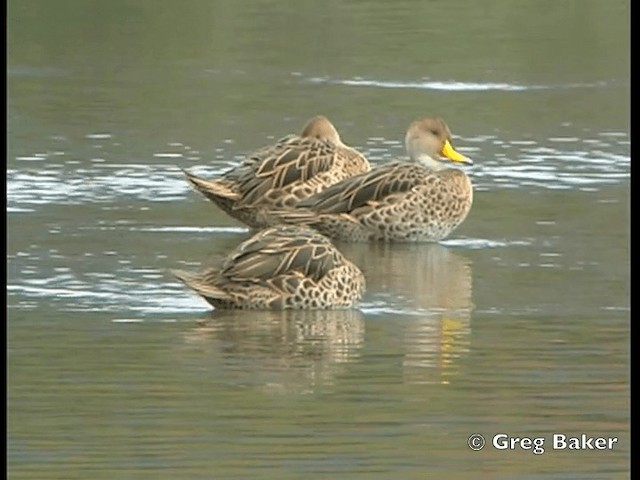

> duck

[
  {"left": 182, "top": 115, "right": 371, "bottom": 229},
  {"left": 171, "top": 225, "right": 366, "bottom": 310},
  {"left": 271, "top": 117, "right": 473, "bottom": 242}
]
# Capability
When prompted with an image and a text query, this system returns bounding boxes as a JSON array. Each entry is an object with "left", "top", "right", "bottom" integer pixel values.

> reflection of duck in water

[
  {"left": 181, "top": 309, "right": 365, "bottom": 393},
  {"left": 343, "top": 242, "right": 473, "bottom": 384}
]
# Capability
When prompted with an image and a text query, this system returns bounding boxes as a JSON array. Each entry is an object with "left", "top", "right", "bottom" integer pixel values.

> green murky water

[{"left": 8, "top": 1, "right": 629, "bottom": 478}]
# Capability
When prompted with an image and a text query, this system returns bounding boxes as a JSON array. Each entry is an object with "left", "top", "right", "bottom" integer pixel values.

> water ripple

[
  {"left": 6, "top": 165, "right": 220, "bottom": 208},
  {"left": 304, "top": 75, "right": 618, "bottom": 92},
  {"left": 7, "top": 129, "right": 628, "bottom": 212},
  {"left": 7, "top": 276, "right": 205, "bottom": 315}
]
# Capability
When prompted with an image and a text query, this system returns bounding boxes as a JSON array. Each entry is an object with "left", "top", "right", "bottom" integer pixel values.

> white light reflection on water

[
  {"left": 302, "top": 75, "right": 620, "bottom": 92},
  {"left": 7, "top": 139, "right": 628, "bottom": 211}
]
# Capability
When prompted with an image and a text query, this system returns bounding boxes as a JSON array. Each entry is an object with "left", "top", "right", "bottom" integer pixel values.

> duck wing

[{"left": 298, "top": 162, "right": 427, "bottom": 214}]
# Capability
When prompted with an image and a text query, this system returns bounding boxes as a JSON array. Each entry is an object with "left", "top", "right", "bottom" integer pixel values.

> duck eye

[{"left": 429, "top": 129, "right": 440, "bottom": 136}]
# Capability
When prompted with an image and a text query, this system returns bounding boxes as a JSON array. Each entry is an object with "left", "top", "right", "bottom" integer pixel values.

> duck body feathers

[
  {"left": 270, "top": 116, "right": 474, "bottom": 243},
  {"left": 184, "top": 123, "right": 370, "bottom": 228},
  {"left": 277, "top": 161, "right": 473, "bottom": 242},
  {"left": 172, "top": 225, "right": 366, "bottom": 309}
]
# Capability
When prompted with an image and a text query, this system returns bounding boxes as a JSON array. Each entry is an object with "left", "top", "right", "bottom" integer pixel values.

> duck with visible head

[
  {"left": 181, "top": 115, "right": 370, "bottom": 229},
  {"left": 272, "top": 117, "right": 474, "bottom": 242},
  {"left": 405, "top": 117, "right": 471, "bottom": 169}
]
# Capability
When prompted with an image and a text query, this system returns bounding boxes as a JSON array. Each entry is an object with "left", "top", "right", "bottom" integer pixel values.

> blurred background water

[{"left": 8, "top": 1, "right": 629, "bottom": 478}]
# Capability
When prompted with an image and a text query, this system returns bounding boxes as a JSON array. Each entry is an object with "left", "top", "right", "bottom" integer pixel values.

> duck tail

[
  {"left": 171, "top": 269, "right": 232, "bottom": 302},
  {"left": 266, "top": 208, "right": 319, "bottom": 227},
  {"left": 181, "top": 169, "right": 240, "bottom": 202}
]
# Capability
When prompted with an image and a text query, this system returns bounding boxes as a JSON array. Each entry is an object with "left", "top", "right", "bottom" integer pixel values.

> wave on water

[
  {"left": 303, "top": 75, "right": 617, "bottom": 92},
  {"left": 441, "top": 238, "right": 532, "bottom": 249},
  {"left": 7, "top": 274, "right": 212, "bottom": 316},
  {"left": 128, "top": 226, "right": 249, "bottom": 234},
  {"left": 6, "top": 163, "right": 230, "bottom": 209},
  {"left": 6, "top": 117, "right": 628, "bottom": 213}
]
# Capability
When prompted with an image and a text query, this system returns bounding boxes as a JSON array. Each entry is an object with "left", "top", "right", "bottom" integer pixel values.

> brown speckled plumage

[
  {"left": 272, "top": 117, "right": 474, "bottom": 242},
  {"left": 172, "top": 225, "right": 366, "bottom": 310},
  {"left": 182, "top": 116, "right": 370, "bottom": 228}
]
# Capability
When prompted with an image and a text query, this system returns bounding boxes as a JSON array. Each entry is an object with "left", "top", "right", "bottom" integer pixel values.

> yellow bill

[{"left": 440, "top": 139, "right": 473, "bottom": 164}]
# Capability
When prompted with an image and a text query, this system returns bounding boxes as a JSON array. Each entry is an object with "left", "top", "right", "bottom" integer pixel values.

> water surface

[{"left": 8, "top": 1, "right": 629, "bottom": 478}]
